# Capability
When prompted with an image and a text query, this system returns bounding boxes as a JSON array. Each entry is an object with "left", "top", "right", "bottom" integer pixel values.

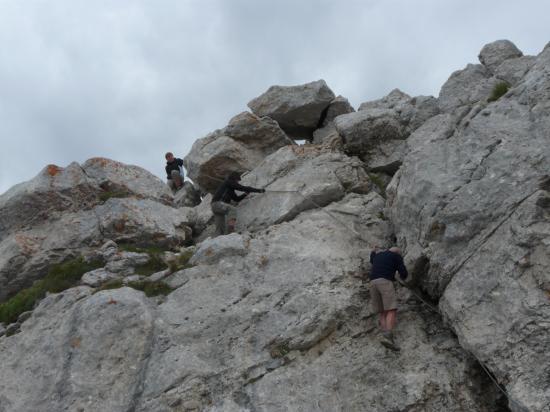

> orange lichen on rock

[
  {"left": 14, "top": 233, "right": 43, "bottom": 255},
  {"left": 46, "top": 164, "right": 63, "bottom": 177}
]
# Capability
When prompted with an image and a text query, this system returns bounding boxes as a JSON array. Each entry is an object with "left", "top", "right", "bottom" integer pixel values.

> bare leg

[
  {"left": 379, "top": 313, "right": 387, "bottom": 331},
  {"left": 385, "top": 309, "right": 397, "bottom": 332}
]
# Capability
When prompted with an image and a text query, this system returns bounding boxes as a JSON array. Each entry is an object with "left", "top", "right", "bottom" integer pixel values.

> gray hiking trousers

[{"left": 211, "top": 201, "right": 237, "bottom": 236}]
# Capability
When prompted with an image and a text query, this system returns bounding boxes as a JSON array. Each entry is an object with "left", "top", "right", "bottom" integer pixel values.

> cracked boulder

[
  {"left": 184, "top": 113, "right": 294, "bottom": 193},
  {"left": 0, "top": 198, "right": 192, "bottom": 302},
  {"left": 0, "top": 158, "right": 174, "bottom": 240},
  {"left": 234, "top": 145, "right": 372, "bottom": 232},
  {"left": 387, "top": 42, "right": 550, "bottom": 411},
  {"left": 478, "top": 39, "right": 523, "bottom": 74},
  {"left": 0, "top": 286, "right": 155, "bottom": 412},
  {"left": 312, "top": 95, "right": 355, "bottom": 145},
  {"left": 335, "top": 89, "right": 439, "bottom": 173},
  {"left": 82, "top": 157, "right": 174, "bottom": 204},
  {"left": 248, "top": 79, "right": 336, "bottom": 139}
]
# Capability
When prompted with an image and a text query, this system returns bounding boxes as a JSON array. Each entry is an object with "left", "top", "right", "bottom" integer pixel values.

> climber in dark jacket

[
  {"left": 165, "top": 152, "right": 184, "bottom": 192},
  {"left": 211, "top": 171, "right": 265, "bottom": 235},
  {"left": 369, "top": 246, "right": 408, "bottom": 351}
]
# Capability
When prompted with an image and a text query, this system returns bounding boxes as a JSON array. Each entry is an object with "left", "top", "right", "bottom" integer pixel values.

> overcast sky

[{"left": 1, "top": 0, "right": 549, "bottom": 194}]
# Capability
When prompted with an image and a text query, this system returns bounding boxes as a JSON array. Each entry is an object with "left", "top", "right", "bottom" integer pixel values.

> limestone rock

[
  {"left": 189, "top": 233, "right": 250, "bottom": 266},
  {"left": 104, "top": 251, "right": 150, "bottom": 274},
  {"left": 184, "top": 132, "right": 273, "bottom": 193},
  {"left": 81, "top": 268, "right": 118, "bottom": 287},
  {"left": 322, "top": 95, "right": 355, "bottom": 125},
  {"left": 0, "top": 287, "right": 155, "bottom": 412},
  {"left": 494, "top": 55, "right": 536, "bottom": 86},
  {"left": 438, "top": 64, "right": 498, "bottom": 112},
  {"left": 96, "top": 198, "right": 193, "bottom": 246},
  {"left": 184, "top": 112, "right": 294, "bottom": 193},
  {"left": 0, "top": 162, "right": 99, "bottom": 240},
  {"left": 248, "top": 80, "right": 336, "bottom": 139},
  {"left": 0, "top": 198, "right": 191, "bottom": 301},
  {"left": 82, "top": 157, "right": 173, "bottom": 204},
  {"left": 224, "top": 111, "right": 294, "bottom": 150},
  {"left": 335, "top": 90, "right": 438, "bottom": 173},
  {"left": 388, "top": 43, "right": 550, "bottom": 410},
  {"left": 173, "top": 181, "right": 202, "bottom": 208},
  {"left": 235, "top": 145, "right": 372, "bottom": 232},
  {"left": 312, "top": 96, "right": 355, "bottom": 145},
  {"left": 478, "top": 39, "right": 523, "bottom": 74}
]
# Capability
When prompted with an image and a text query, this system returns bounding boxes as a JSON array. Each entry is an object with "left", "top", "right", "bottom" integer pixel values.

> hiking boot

[{"left": 380, "top": 332, "right": 400, "bottom": 351}]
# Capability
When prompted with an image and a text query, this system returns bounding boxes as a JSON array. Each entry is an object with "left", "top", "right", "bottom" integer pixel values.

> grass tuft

[
  {"left": 168, "top": 249, "right": 195, "bottom": 273},
  {"left": 94, "top": 279, "right": 172, "bottom": 297},
  {"left": 0, "top": 257, "right": 102, "bottom": 324},
  {"left": 488, "top": 82, "right": 510, "bottom": 102},
  {"left": 117, "top": 243, "right": 170, "bottom": 276},
  {"left": 368, "top": 173, "right": 387, "bottom": 197},
  {"left": 127, "top": 280, "right": 173, "bottom": 297},
  {"left": 99, "top": 190, "right": 130, "bottom": 202}
]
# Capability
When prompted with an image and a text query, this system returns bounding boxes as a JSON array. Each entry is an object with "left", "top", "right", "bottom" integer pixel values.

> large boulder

[
  {"left": 0, "top": 193, "right": 504, "bottom": 411},
  {"left": 387, "top": 43, "right": 550, "bottom": 410},
  {"left": 184, "top": 113, "right": 294, "bottom": 193},
  {"left": 335, "top": 89, "right": 439, "bottom": 173},
  {"left": 0, "top": 162, "right": 99, "bottom": 240},
  {"left": 0, "top": 287, "right": 156, "bottom": 412},
  {"left": 82, "top": 157, "right": 173, "bottom": 204},
  {"left": 0, "top": 158, "right": 175, "bottom": 241},
  {"left": 438, "top": 64, "right": 499, "bottom": 112},
  {"left": 312, "top": 95, "right": 355, "bottom": 145},
  {"left": 248, "top": 80, "right": 336, "bottom": 139},
  {"left": 494, "top": 55, "right": 536, "bottom": 86},
  {"left": 235, "top": 145, "right": 372, "bottom": 232},
  {"left": 478, "top": 39, "right": 523, "bottom": 74},
  {"left": 0, "top": 198, "right": 192, "bottom": 302}
]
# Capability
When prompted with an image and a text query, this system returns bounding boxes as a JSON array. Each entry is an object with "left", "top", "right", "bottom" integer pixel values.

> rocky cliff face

[{"left": 0, "top": 40, "right": 549, "bottom": 412}]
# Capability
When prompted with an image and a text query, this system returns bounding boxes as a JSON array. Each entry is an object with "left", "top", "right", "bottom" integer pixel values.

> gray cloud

[{"left": 1, "top": 0, "right": 549, "bottom": 193}]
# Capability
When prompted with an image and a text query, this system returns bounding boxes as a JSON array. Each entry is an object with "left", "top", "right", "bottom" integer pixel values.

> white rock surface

[
  {"left": 248, "top": 80, "right": 336, "bottom": 139},
  {"left": 388, "top": 42, "right": 550, "bottom": 411},
  {"left": 478, "top": 39, "right": 523, "bottom": 73}
]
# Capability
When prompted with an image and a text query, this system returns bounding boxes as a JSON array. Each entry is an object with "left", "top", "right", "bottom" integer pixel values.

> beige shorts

[{"left": 370, "top": 278, "right": 397, "bottom": 313}]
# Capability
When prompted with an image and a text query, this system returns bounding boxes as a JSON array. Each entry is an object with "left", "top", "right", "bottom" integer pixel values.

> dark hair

[
  {"left": 165, "top": 152, "right": 173, "bottom": 159},
  {"left": 228, "top": 171, "right": 241, "bottom": 181}
]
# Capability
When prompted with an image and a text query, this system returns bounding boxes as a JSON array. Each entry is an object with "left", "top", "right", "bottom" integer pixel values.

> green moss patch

[
  {"left": 488, "top": 82, "right": 510, "bottom": 102},
  {"left": 95, "top": 279, "right": 172, "bottom": 297},
  {"left": 118, "top": 243, "right": 170, "bottom": 276},
  {"left": 98, "top": 190, "right": 130, "bottom": 202},
  {"left": 0, "top": 257, "right": 102, "bottom": 324},
  {"left": 368, "top": 173, "right": 388, "bottom": 197},
  {"left": 127, "top": 280, "right": 172, "bottom": 297},
  {"left": 168, "top": 249, "right": 195, "bottom": 273}
]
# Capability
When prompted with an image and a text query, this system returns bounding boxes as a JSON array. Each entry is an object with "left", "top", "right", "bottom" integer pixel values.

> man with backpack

[
  {"left": 211, "top": 172, "right": 265, "bottom": 235},
  {"left": 165, "top": 152, "right": 185, "bottom": 192},
  {"left": 369, "top": 246, "right": 409, "bottom": 351}
]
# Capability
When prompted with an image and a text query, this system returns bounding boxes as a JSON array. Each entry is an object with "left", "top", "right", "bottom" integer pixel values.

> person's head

[
  {"left": 165, "top": 152, "right": 174, "bottom": 162},
  {"left": 389, "top": 247, "right": 402, "bottom": 256},
  {"left": 228, "top": 171, "right": 241, "bottom": 182}
]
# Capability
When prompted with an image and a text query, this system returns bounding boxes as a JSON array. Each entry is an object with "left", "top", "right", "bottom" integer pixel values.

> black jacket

[
  {"left": 369, "top": 250, "right": 408, "bottom": 281},
  {"left": 166, "top": 158, "right": 184, "bottom": 179},
  {"left": 212, "top": 178, "right": 263, "bottom": 203}
]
